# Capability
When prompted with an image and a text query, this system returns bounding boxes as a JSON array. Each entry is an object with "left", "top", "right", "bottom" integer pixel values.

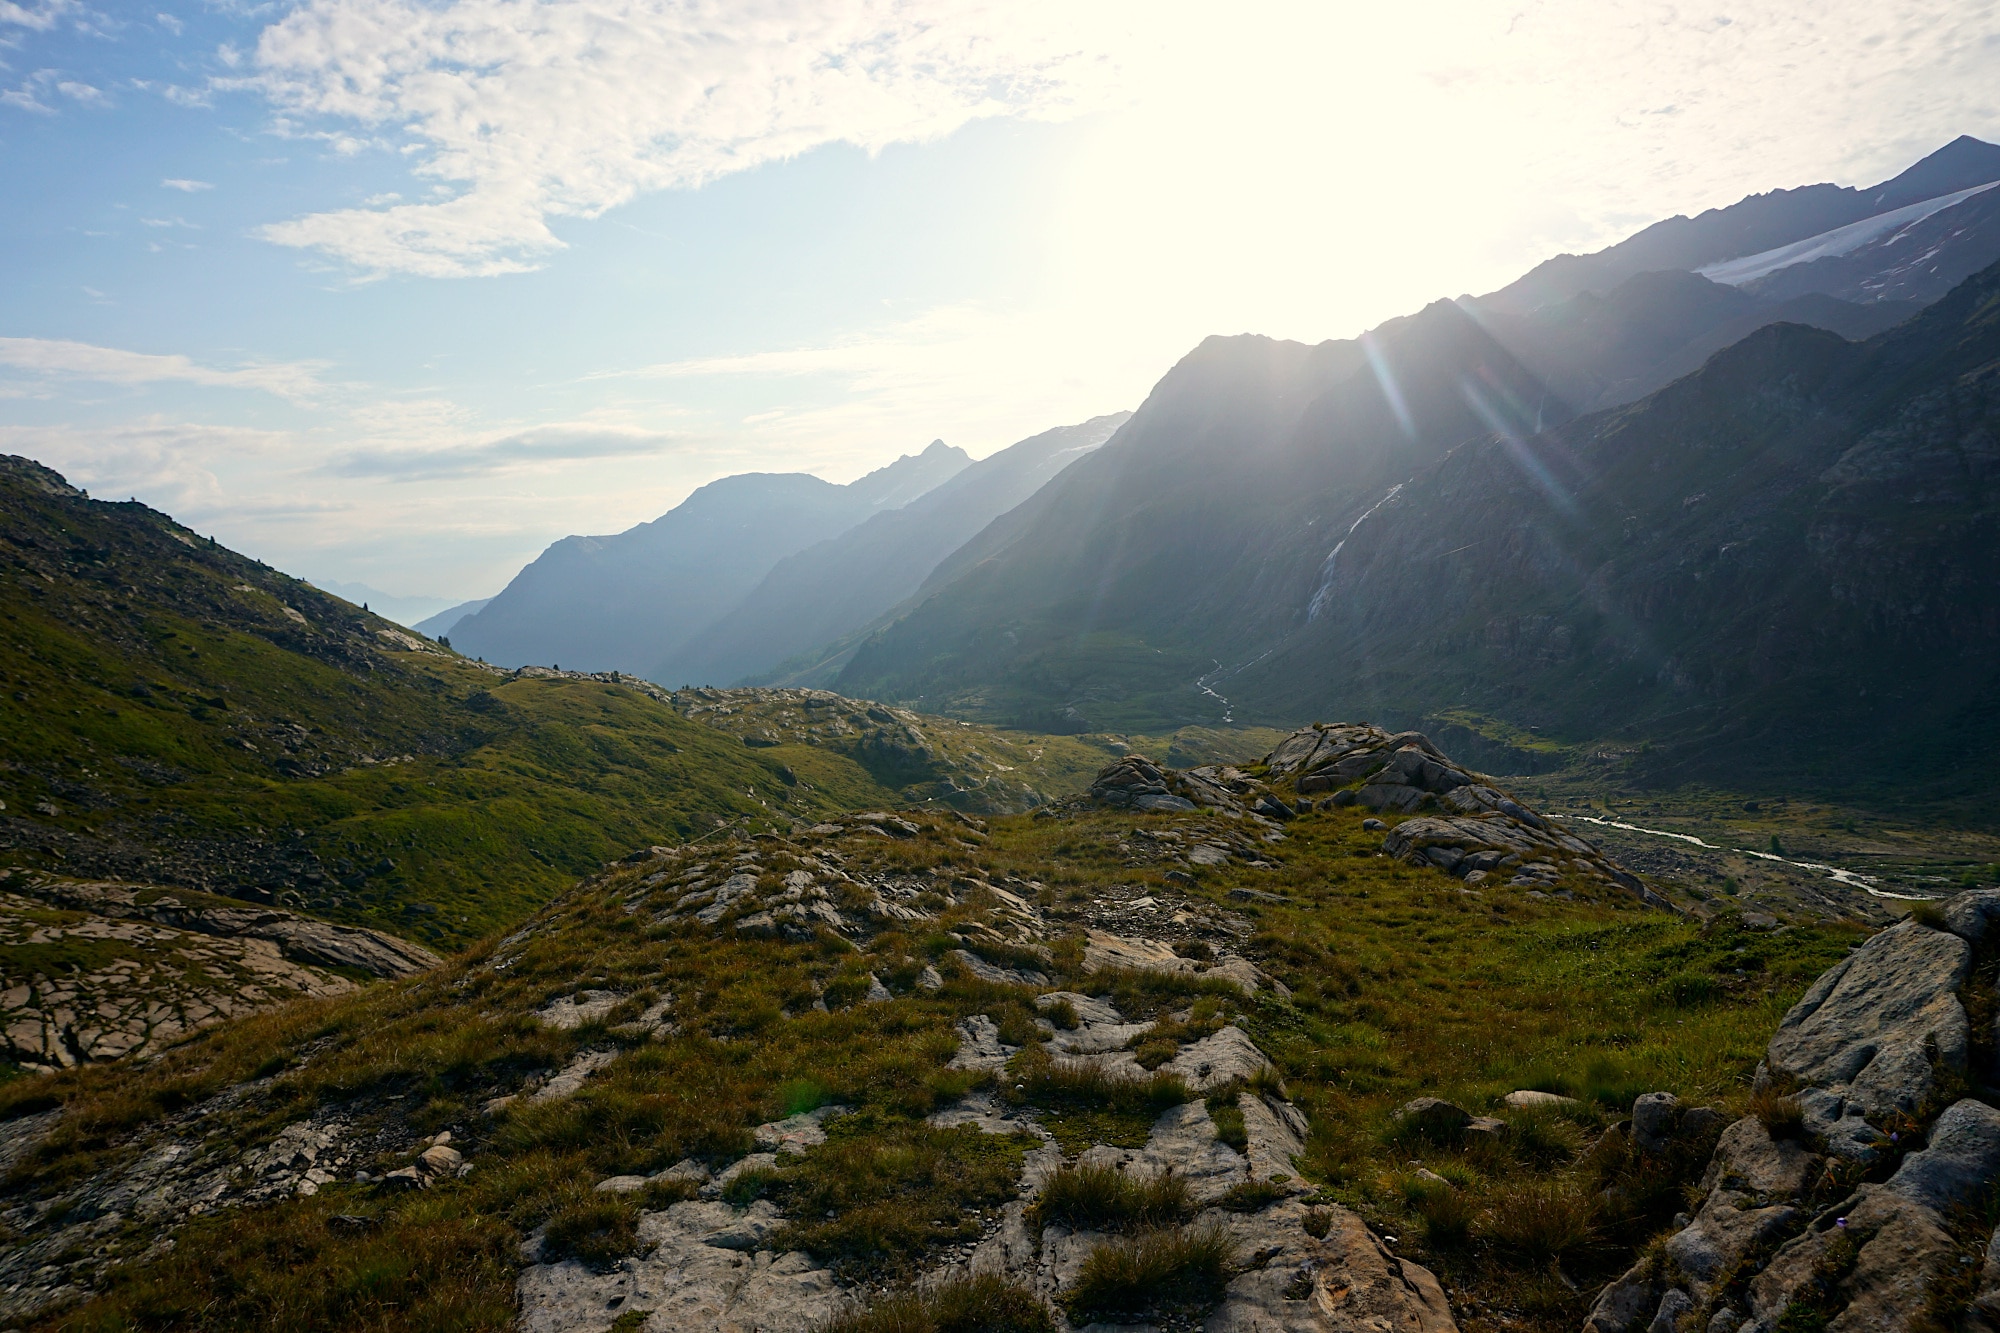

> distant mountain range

[
  {"left": 660, "top": 413, "right": 1129, "bottom": 688},
  {"left": 449, "top": 439, "right": 972, "bottom": 675},
  {"left": 411, "top": 596, "right": 490, "bottom": 640},
  {"left": 306, "top": 580, "right": 462, "bottom": 629}
]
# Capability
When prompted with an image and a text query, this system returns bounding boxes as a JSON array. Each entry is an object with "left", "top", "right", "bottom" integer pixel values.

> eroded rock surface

[
  {"left": 1587, "top": 906, "right": 2000, "bottom": 1333},
  {"left": 1, "top": 872, "right": 437, "bottom": 1071}
]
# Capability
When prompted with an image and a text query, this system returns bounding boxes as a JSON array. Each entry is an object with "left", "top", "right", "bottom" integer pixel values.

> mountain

[
  {"left": 411, "top": 596, "right": 491, "bottom": 640},
  {"left": 659, "top": 413, "right": 1130, "bottom": 688},
  {"left": 831, "top": 142, "right": 1999, "bottom": 803},
  {"left": 306, "top": 581, "right": 460, "bottom": 629},
  {"left": 1483, "top": 135, "right": 2000, "bottom": 313},
  {"left": 836, "top": 299, "right": 1569, "bottom": 732},
  {"left": 1229, "top": 255, "right": 2000, "bottom": 812},
  {"left": 0, "top": 454, "right": 1095, "bottom": 950},
  {"left": 1473, "top": 268, "right": 1919, "bottom": 413},
  {"left": 832, "top": 271, "right": 1908, "bottom": 731},
  {"left": 1726, "top": 175, "right": 2000, "bottom": 307},
  {"left": 449, "top": 440, "right": 971, "bottom": 675}
]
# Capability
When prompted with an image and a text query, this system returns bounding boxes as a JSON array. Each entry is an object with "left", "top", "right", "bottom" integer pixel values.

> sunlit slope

[{"left": 0, "top": 458, "right": 1094, "bottom": 948}]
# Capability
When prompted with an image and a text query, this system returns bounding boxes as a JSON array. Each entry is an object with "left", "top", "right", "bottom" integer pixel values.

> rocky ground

[
  {"left": 511, "top": 825, "right": 1456, "bottom": 1333},
  {"left": 0, "top": 869, "right": 437, "bottom": 1071},
  {"left": 0, "top": 723, "right": 1917, "bottom": 1333},
  {"left": 1584, "top": 890, "right": 2000, "bottom": 1332}
]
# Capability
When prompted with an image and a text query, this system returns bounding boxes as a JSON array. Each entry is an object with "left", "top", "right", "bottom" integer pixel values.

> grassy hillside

[
  {"left": 0, "top": 457, "right": 1114, "bottom": 954},
  {"left": 0, "top": 765, "right": 1858, "bottom": 1333}
]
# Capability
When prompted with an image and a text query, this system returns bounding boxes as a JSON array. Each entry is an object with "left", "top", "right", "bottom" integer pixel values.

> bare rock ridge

[
  {"left": 1, "top": 870, "right": 438, "bottom": 1072},
  {"left": 512, "top": 814, "right": 1457, "bottom": 1332},
  {"left": 1586, "top": 890, "right": 2000, "bottom": 1333}
]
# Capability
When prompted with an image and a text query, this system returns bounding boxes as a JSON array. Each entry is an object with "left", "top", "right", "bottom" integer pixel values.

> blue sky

[{"left": 3, "top": 1, "right": 1997, "bottom": 601}]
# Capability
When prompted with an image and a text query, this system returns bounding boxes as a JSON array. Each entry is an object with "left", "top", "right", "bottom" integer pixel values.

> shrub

[
  {"left": 1506, "top": 1107, "right": 1585, "bottom": 1168},
  {"left": 1064, "top": 1224, "right": 1237, "bottom": 1324},
  {"left": 1209, "top": 1097, "right": 1248, "bottom": 1151},
  {"left": 1003, "top": 1047, "right": 1190, "bottom": 1114},
  {"left": 1040, "top": 997, "right": 1081, "bottom": 1030},
  {"left": 824, "top": 1273, "right": 1057, "bottom": 1333},
  {"left": 1031, "top": 1161, "right": 1190, "bottom": 1232},
  {"left": 1909, "top": 901, "right": 1950, "bottom": 932},
  {"left": 776, "top": 1078, "right": 828, "bottom": 1117},
  {"left": 1658, "top": 971, "right": 1717, "bottom": 1007},
  {"left": 1245, "top": 1066, "right": 1288, "bottom": 1101}
]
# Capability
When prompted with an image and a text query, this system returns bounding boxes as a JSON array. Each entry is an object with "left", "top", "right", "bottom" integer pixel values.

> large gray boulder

[{"left": 1766, "top": 920, "right": 1970, "bottom": 1154}]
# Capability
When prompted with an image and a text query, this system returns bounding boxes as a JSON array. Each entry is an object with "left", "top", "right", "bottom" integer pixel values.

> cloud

[
  {"left": 329, "top": 423, "right": 687, "bottom": 479},
  {"left": 0, "top": 1, "right": 71, "bottom": 31},
  {"left": 161, "top": 178, "right": 213, "bottom": 191},
  {"left": 247, "top": 0, "right": 1138, "bottom": 277},
  {"left": 0, "top": 337, "right": 330, "bottom": 403}
]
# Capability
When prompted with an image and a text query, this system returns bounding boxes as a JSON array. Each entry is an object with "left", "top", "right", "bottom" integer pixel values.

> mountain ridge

[{"left": 450, "top": 440, "right": 972, "bottom": 675}]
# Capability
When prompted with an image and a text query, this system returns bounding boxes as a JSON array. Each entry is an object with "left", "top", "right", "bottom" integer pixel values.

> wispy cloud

[
  {"left": 0, "top": 337, "right": 330, "bottom": 403},
  {"left": 161, "top": 177, "right": 213, "bottom": 192},
  {"left": 0, "top": 1, "right": 73, "bottom": 32},
  {"left": 246, "top": 0, "right": 1140, "bottom": 277},
  {"left": 330, "top": 424, "right": 686, "bottom": 479}
]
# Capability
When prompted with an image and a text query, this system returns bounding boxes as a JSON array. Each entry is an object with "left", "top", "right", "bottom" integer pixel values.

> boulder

[
  {"left": 1941, "top": 888, "right": 2000, "bottom": 945},
  {"left": 1746, "top": 1184, "right": 1956, "bottom": 1332},
  {"left": 1630, "top": 1092, "right": 1681, "bottom": 1153},
  {"left": 1766, "top": 920, "right": 1971, "bottom": 1148},
  {"left": 517, "top": 1200, "right": 840, "bottom": 1333},
  {"left": 1885, "top": 1098, "right": 2000, "bottom": 1214},
  {"left": 1204, "top": 1198, "right": 1458, "bottom": 1332},
  {"left": 1503, "top": 1090, "right": 1577, "bottom": 1110},
  {"left": 1394, "top": 1098, "right": 1472, "bottom": 1137}
]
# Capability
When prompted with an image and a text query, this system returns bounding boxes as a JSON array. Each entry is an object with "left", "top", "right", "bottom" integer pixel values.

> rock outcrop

[
  {"left": 1, "top": 872, "right": 437, "bottom": 1072},
  {"left": 514, "top": 977, "right": 1457, "bottom": 1333},
  {"left": 1263, "top": 724, "right": 1661, "bottom": 904},
  {"left": 1586, "top": 891, "right": 2000, "bottom": 1333}
]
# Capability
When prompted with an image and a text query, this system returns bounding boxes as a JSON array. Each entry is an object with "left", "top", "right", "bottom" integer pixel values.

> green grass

[
  {"left": 0, "top": 469, "right": 1119, "bottom": 958},
  {"left": 1029, "top": 1160, "right": 1191, "bottom": 1232},
  {"left": 1063, "top": 1223, "right": 1237, "bottom": 1324},
  {"left": 823, "top": 1272, "right": 1057, "bottom": 1333},
  {"left": 761, "top": 1118, "right": 1033, "bottom": 1280},
  {"left": 3, "top": 782, "right": 1868, "bottom": 1333}
]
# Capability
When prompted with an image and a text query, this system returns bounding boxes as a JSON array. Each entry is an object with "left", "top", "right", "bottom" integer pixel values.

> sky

[{"left": 3, "top": 0, "right": 1997, "bottom": 603}]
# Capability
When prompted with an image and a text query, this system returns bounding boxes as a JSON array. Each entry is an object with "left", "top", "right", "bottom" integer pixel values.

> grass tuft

[
  {"left": 1063, "top": 1224, "right": 1236, "bottom": 1324},
  {"left": 1482, "top": 1178, "right": 1596, "bottom": 1262},
  {"left": 1750, "top": 1088, "right": 1808, "bottom": 1140},
  {"left": 1030, "top": 1161, "right": 1190, "bottom": 1232},
  {"left": 824, "top": 1272, "right": 1057, "bottom": 1333},
  {"left": 542, "top": 1193, "right": 640, "bottom": 1268}
]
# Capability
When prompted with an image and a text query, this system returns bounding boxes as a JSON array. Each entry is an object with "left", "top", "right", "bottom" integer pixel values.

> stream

[{"left": 1560, "top": 812, "right": 1936, "bottom": 902}]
